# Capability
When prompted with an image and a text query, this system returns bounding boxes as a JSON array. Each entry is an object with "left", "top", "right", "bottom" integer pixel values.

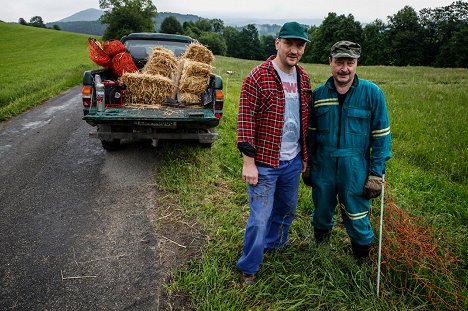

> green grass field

[
  {"left": 0, "top": 22, "right": 97, "bottom": 120},
  {"left": 1, "top": 24, "right": 466, "bottom": 310},
  {"left": 157, "top": 58, "right": 467, "bottom": 310}
]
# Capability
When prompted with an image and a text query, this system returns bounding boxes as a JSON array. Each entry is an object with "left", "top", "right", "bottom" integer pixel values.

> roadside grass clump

[
  {"left": 156, "top": 56, "right": 467, "bottom": 310},
  {"left": 0, "top": 22, "right": 97, "bottom": 120}
]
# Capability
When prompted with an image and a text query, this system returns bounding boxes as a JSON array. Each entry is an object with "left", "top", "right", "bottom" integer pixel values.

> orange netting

[
  {"left": 371, "top": 182, "right": 465, "bottom": 310},
  {"left": 111, "top": 52, "right": 138, "bottom": 77},
  {"left": 88, "top": 38, "right": 111, "bottom": 67},
  {"left": 88, "top": 37, "right": 137, "bottom": 77},
  {"left": 104, "top": 40, "right": 126, "bottom": 58}
]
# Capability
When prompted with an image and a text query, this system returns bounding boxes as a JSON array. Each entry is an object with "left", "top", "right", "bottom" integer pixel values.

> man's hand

[
  {"left": 242, "top": 155, "right": 258, "bottom": 186},
  {"left": 302, "top": 165, "right": 313, "bottom": 187},
  {"left": 363, "top": 175, "right": 383, "bottom": 199}
]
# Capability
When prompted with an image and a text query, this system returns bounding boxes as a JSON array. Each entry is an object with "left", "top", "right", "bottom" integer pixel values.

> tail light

[
  {"left": 82, "top": 85, "right": 92, "bottom": 106},
  {"left": 214, "top": 89, "right": 224, "bottom": 119}
]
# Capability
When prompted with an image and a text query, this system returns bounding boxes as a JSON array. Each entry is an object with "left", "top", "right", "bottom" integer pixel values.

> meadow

[
  {"left": 0, "top": 22, "right": 96, "bottom": 120},
  {"left": 1, "top": 23, "right": 466, "bottom": 310},
  {"left": 157, "top": 57, "right": 467, "bottom": 310}
]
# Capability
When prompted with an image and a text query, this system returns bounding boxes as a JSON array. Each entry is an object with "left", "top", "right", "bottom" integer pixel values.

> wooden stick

[
  {"left": 61, "top": 270, "right": 97, "bottom": 280},
  {"left": 159, "top": 235, "right": 186, "bottom": 248}
]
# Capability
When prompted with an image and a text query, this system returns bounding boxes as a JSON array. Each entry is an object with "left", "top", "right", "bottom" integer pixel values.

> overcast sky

[{"left": 1, "top": 0, "right": 457, "bottom": 24}]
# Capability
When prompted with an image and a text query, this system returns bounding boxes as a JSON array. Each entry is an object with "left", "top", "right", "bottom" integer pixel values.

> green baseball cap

[
  {"left": 278, "top": 22, "right": 310, "bottom": 42},
  {"left": 331, "top": 41, "right": 361, "bottom": 58}
]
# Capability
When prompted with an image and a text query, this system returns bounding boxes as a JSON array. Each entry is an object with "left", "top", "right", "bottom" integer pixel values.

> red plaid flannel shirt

[{"left": 237, "top": 56, "right": 311, "bottom": 168}]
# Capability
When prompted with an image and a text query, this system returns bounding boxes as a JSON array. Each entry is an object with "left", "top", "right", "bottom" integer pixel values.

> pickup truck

[{"left": 82, "top": 33, "right": 224, "bottom": 150}]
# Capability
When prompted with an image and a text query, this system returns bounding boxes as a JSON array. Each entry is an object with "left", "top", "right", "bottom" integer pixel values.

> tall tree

[
  {"left": 306, "top": 13, "right": 362, "bottom": 63},
  {"left": 160, "top": 16, "right": 183, "bottom": 34},
  {"left": 18, "top": 18, "right": 28, "bottom": 26},
  {"left": 99, "top": 0, "right": 157, "bottom": 40},
  {"left": 260, "top": 35, "right": 276, "bottom": 59},
  {"left": 199, "top": 32, "right": 227, "bottom": 55},
  {"left": 387, "top": 6, "right": 425, "bottom": 66},
  {"left": 29, "top": 16, "right": 46, "bottom": 28},
  {"left": 238, "top": 24, "right": 262, "bottom": 60},
  {"left": 223, "top": 26, "right": 241, "bottom": 58},
  {"left": 419, "top": 1, "right": 468, "bottom": 67},
  {"left": 361, "top": 19, "right": 389, "bottom": 65},
  {"left": 210, "top": 19, "right": 225, "bottom": 34}
]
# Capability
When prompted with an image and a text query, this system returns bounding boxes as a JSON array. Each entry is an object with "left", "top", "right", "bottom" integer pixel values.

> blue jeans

[{"left": 236, "top": 153, "right": 302, "bottom": 275}]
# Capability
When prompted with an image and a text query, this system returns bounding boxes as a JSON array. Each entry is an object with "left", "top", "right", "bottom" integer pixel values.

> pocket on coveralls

[{"left": 346, "top": 108, "right": 370, "bottom": 135}]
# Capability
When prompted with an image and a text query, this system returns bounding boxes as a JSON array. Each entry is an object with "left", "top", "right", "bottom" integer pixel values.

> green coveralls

[{"left": 308, "top": 75, "right": 391, "bottom": 246}]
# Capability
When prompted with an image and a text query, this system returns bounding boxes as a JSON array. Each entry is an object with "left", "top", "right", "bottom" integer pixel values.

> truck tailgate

[{"left": 83, "top": 106, "right": 218, "bottom": 122}]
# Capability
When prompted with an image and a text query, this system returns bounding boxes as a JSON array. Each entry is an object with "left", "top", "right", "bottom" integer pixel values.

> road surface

[{"left": 0, "top": 86, "right": 184, "bottom": 310}]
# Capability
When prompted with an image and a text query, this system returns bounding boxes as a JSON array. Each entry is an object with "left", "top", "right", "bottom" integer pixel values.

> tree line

[
  {"left": 165, "top": 1, "right": 467, "bottom": 68},
  {"left": 99, "top": 0, "right": 467, "bottom": 68},
  {"left": 18, "top": 16, "right": 61, "bottom": 30}
]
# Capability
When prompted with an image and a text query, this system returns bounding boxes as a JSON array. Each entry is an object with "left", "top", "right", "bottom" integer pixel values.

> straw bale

[
  {"left": 181, "top": 43, "right": 214, "bottom": 64},
  {"left": 179, "top": 92, "right": 201, "bottom": 104},
  {"left": 176, "top": 60, "right": 212, "bottom": 104},
  {"left": 179, "top": 76, "right": 210, "bottom": 95},
  {"left": 120, "top": 72, "right": 175, "bottom": 107},
  {"left": 142, "top": 47, "right": 178, "bottom": 78},
  {"left": 182, "top": 60, "right": 212, "bottom": 78}
]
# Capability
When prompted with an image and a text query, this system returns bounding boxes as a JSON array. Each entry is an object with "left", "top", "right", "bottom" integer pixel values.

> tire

[
  {"left": 101, "top": 139, "right": 121, "bottom": 151},
  {"left": 200, "top": 142, "right": 213, "bottom": 148}
]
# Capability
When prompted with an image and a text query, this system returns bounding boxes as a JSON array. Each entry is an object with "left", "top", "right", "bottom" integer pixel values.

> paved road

[{"left": 0, "top": 87, "right": 166, "bottom": 310}]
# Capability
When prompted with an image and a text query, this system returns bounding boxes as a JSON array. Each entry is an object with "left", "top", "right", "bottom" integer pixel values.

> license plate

[{"left": 137, "top": 121, "right": 176, "bottom": 128}]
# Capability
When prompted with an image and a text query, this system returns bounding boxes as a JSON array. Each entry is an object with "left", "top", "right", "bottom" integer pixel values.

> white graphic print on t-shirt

[{"left": 272, "top": 62, "right": 301, "bottom": 161}]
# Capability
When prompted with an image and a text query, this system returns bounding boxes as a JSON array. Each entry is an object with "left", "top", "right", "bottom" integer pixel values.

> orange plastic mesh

[
  {"left": 371, "top": 182, "right": 465, "bottom": 310},
  {"left": 104, "top": 40, "right": 127, "bottom": 58},
  {"left": 88, "top": 37, "right": 111, "bottom": 67},
  {"left": 111, "top": 52, "right": 138, "bottom": 77}
]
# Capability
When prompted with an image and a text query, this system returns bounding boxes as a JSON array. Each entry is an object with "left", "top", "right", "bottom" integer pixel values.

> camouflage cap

[{"left": 330, "top": 41, "right": 361, "bottom": 58}]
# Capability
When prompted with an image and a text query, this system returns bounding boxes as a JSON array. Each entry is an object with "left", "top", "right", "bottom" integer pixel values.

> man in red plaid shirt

[{"left": 236, "top": 22, "right": 311, "bottom": 285}]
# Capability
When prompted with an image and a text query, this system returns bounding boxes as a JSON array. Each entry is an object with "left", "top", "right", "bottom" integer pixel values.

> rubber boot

[
  {"left": 314, "top": 228, "right": 332, "bottom": 245},
  {"left": 351, "top": 242, "right": 373, "bottom": 262}
]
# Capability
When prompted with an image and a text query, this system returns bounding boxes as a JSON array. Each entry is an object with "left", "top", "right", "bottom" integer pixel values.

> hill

[
  {"left": 57, "top": 8, "right": 103, "bottom": 22},
  {"left": 0, "top": 22, "right": 95, "bottom": 120},
  {"left": 47, "top": 11, "right": 203, "bottom": 37}
]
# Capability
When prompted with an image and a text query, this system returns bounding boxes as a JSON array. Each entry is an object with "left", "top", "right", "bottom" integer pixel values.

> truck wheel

[
  {"left": 101, "top": 139, "right": 121, "bottom": 151},
  {"left": 200, "top": 142, "right": 213, "bottom": 148}
]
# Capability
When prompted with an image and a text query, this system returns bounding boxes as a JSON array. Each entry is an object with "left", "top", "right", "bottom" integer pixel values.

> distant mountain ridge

[
  {"left": 48, "top": 9, "right": 204, "bottom": 36},
  {"left": 57, "top": 8, "right": 103, "bottom": 22},
  {"left": 47, "top": 8, "right": 321, "bottom": 37}
]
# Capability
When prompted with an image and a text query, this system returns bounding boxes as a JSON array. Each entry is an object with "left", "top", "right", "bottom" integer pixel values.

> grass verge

[
  {"left": 0, "top": 22, "right": 97, "bottom": 120},
  {"left": 155, "top": 57, "right": 467, "bottom": 310}
]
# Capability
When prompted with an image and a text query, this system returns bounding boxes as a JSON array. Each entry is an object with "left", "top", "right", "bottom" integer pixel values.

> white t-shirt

[{"left": 272, "top": 61, "right": 301, "bottom": 161}]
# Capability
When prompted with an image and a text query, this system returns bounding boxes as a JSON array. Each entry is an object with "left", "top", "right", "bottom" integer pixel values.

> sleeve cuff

[{"left": 237, "top": 142, "right": 256, "bottom": 158}]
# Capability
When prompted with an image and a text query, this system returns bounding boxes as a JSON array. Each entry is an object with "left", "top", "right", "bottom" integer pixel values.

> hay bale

[
  {"left": 179, "top": 76, "right": 210, "bottom": 95},
  {"left": 121, "top": 72, "right": 175, "bottom": 107},
  {"left": 176, "top": 60, "right": 212, "bottom": 104},
  {"left": 182, "top": 60, "right": 211, "bottom": 78},
  {"left": 181, "top": 43, "right": 214, "bottom": 65},
  {"left": 142, "top": 47, "right": 178, "bottom": 78},
  {"left": 179, "top": 93, "right": 201, "bottom": 104}
]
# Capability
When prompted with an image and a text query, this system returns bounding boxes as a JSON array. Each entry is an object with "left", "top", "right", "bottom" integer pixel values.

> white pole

[
  {"left": 377, "top": 174, "right": 385, "bottom": 296},
  {"left": 225, "top": 77, "right": 229, "bottom": 99}
]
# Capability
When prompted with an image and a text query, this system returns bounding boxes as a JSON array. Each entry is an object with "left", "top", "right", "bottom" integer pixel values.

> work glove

[
  {"left": 363, "top": 175, "right": 383, "bottom": 199},
  {"left": 302, "top": 166, "right": 313, "bottom": 187}
]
